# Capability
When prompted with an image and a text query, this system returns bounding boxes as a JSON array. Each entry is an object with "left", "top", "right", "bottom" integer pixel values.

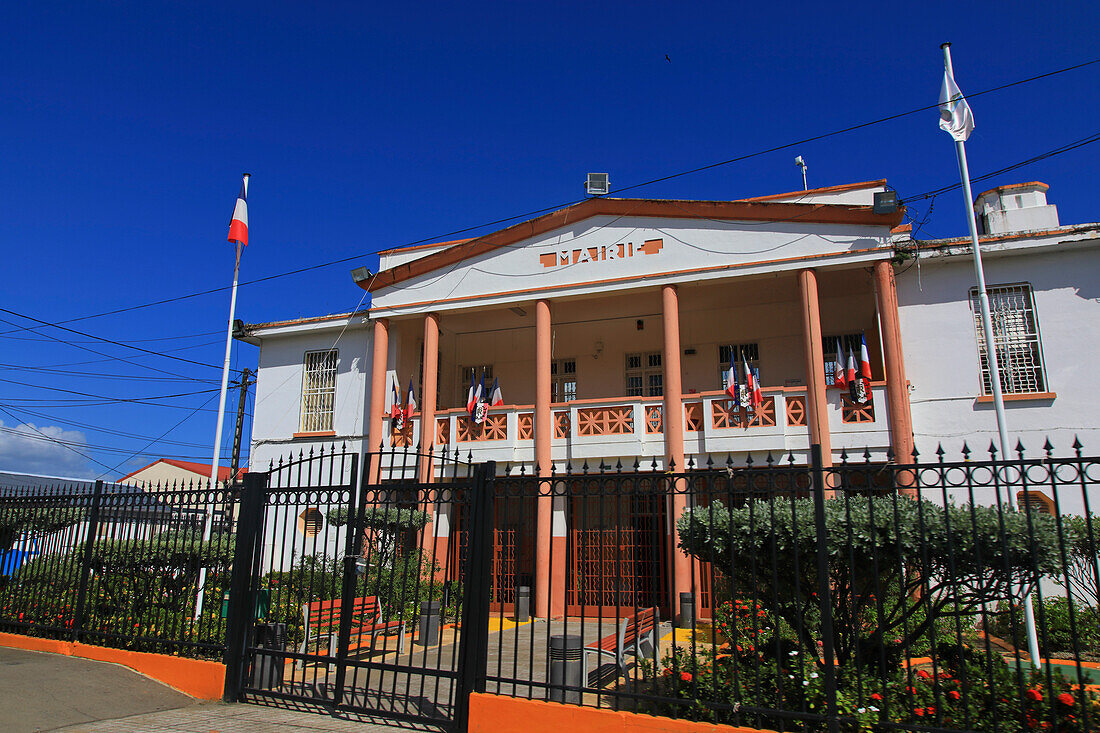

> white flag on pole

[{"left": 939, "top": 68, "right": 974, "bottom": 142}]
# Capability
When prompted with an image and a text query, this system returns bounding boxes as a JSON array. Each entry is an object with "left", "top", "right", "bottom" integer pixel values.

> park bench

[
  {"left": 583, "top": 607, "right": 658, "bottom": 685},
  {"left": 297, "top": 595, "right": 406, "bottom": 669}
]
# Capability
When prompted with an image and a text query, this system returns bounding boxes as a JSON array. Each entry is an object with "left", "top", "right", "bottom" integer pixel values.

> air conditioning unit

[{"left": 585, "top": 172, "right": 610, "bottom": 196}]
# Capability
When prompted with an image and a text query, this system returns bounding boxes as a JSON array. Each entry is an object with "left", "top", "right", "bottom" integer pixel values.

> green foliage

[
  {"left": 0, "top": 507, "right": 83, "bottom": 549},
  {"left": 326, "top": 506, "right": 430, "bottom": 532},
  {"left": 677, "top": 496, "right": 1069, "bottom": 667},
  {"left": 1060, "top": 514, "right": 1100, "bottom": 608},
  {"left": 263, "top": 548, "right": 458, "bottom": 651},
  {"left": 644, "top": 642, "right": 1100, "bottom": 732}
]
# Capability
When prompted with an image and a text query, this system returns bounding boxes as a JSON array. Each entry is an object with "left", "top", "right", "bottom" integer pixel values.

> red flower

[
  {"left": 870, "top": 693, "right": 883, "bottom": 701},
  {"left": 1058, "top": 692, "right": 1075, "bottom": 706},
  {"left": 680, "top": 672, "right": 692, "bottom": 682},
  {"left": 947, "top": 691, "right": 961, "bottom": 701},
  {"left": 914, "top": 708, "right": 926, "bottom": 717},
  {"left": 917, "top": 669, "right": 931, "bottom": 679},
  {"left": 1026, "top": 689, "right": 1042, "bottom": 702},
  {"left": 662, "top": 668, "right": 672, "bottom": 677}
]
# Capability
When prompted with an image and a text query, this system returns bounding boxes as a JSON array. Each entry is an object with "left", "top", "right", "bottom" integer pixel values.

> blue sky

[{"left": 1, "top": 1, "right": 1097, "bottom": 479}]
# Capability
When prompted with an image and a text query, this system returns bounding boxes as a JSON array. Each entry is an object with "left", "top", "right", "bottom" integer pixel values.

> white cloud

[{"left": 0, "top": 419, "right": 94, "bottom": 478}]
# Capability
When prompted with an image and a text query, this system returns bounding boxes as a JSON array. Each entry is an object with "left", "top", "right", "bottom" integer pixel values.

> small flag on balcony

[
  {"left": 391, "top": 378, "right": 404, "bottom": 429},
  {"left": 833, "top": 338, "right": 847, "bottom": 388},
  {"left": 752, "top": 367, "right": 764, "bottom": 408},
  {"left": 856, "top": 334, "right": 872, "bottom": 404},
  {"left": 473, "top": 373, "right": 487, "bottom": 424},
  {"left": 466, "top": 371, "right": 477, "bottom": 417},
  {"left": 227, "top": 176, "right": 249, "bottom": 246},
  {"left": 404, "top": 379, "right": 417, "bottom": 422},
  {"left": 741, "top": 351, "right": 755, "bottom": 409},
  {"left": 489, "top": 377, "right": 503, "bottom": 407},
  {"left": 846, "top": 348, "right": 858, "bottom": 402},
  {"left": 724, "top": 350, "right": 738, "bottom": 400}
]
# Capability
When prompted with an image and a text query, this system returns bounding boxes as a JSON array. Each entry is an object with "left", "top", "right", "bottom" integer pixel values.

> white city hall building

[{"left": 239, "top": 178, "right": 1099, "bottom": 616}]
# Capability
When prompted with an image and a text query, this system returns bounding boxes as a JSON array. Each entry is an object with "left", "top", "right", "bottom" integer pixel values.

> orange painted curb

[
  {"left": 0, "top": 632, "right": 225, "bottom": 700},
  {"left": 468, "top": 692, "right": 779, "bottom": 733}
]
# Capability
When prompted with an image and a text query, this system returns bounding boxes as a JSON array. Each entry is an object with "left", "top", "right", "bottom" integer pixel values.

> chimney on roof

[{"left": 974, "top": 182, "right": 1059, "bottom": 235}]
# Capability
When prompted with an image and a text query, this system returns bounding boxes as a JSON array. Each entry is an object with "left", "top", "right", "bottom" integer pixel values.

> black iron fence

[
  {"left": 4, "top": 440, "right": 1100, "bottom": 733},
  {"left": 0, "top": 476, "right": 237, "bottom": 659},
  {"left": 482, "top": 442, "right": 1100, "bottom": 733}
]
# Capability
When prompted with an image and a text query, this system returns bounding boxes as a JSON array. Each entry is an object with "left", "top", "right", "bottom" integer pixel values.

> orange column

[
  {"left": 419, "top": 313, "right": 444, "bottom": 558},
  {"left": 874, "top": 261, "right": 916, "bottom": 490},
  {"left": 798, "top": 270, "right": 833, "bottom": 467},
  {"left": 661, "top": 284, "right": 691, "bottom": 622},
  {"left": 367, "top": 318, "right": 390, "bottom": 482},
  {"left": 534, "top": 300, "right": 561, "bottom": 618}
]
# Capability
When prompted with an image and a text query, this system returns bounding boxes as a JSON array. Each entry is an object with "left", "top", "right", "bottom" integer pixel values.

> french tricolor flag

[
  {"left": 833, "top": 338, "right": 847, "bottom": 388},
  {"left": 466, "top": 372, "right": 477, "bottom": 417},
  {"left": 227, "top": 174, "right": 250, "bottom": 246},
  {"left": 846, "top": 348, "right": 859, "bottom": 402},
  {"left": 752, "top": 367, "right": 764, "bottom": 408},
  {"left": 489, "top": 377, "right": 503, "bottom": 407},
  {"left": 404, "top": 379, "right": 417, "bottom": 422},
  {"left": 742, "top": 350, "right": 756, "bottom": 409},
  {"left": 390, "top": 378, "right": 403, "bottom": 427},
  {"left": 857, "top": 334, "right": 873, "bottom": 403},
  {"left": 724, "top": 350, "right": 738, "bottom": 400}
]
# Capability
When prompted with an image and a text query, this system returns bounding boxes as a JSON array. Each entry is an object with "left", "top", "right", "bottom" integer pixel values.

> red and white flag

[
  {"left": 846, "top": 348, "right": 858, "bottom": 402},
  {"left": 833, "top": 338, "right": 847, "bottom": 388},
  {"left": 466, "top": 372, "right": 477, "bottom": 417},
  {"left": 741, "top": 351, "right": 755, "bottom": 409},
  {"left": 857, "top": 334, "right": 873, "bottom": 404},
  {"left": 227, "top": 175, "right": 249, "bottom": 246},
  {"left": 724, "top": 351, "right": 738, "bottom": 400},
  {"left": 404, "top": 379, "right": 417, "bottom": 422},
  {"left": 752, "top": 367, "right": 764, "bottom": 408},
  {"left": 489, "top": 378, "right": 503, "bottom": 407},
  {"left": 390, "top": 378, "right": 403, "bottom": 428}
]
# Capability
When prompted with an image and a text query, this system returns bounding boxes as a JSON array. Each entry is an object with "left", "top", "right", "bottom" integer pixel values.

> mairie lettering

[{"left": 539, "top": 238, "right": 663, "bottom": 268}]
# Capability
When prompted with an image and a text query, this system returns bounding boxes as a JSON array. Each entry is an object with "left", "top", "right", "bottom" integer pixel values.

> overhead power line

[{"left": 0, "top": 56, "right": 1094, "bottom": 335}]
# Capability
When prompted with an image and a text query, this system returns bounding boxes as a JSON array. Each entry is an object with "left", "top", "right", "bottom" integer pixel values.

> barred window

[
  {"left": 459, "top": 364, "right": 493, "bottom": 405},
  {"left": 822, "top": 334, "right": 864, "bottom": 386},
  {"left": 717, "top": 344, "right": 760, "bottom": 391},
  {"left": 551, "top": 358, "right": 577, "bottom": 403},
  {"left": 626, "top": 352, "right": 662, "bottom": 397},
  {"left": 969, "top": 284, "right": 1047, "bottom": 395},
  {"left": 300, "top": 350, "right": 337, "bottom": 432}
]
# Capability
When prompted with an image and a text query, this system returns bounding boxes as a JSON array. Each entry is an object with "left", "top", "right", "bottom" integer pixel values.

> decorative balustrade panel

[
  {"left": 436, "top": 417, "right": 449, "bottom": 445},
  {"left": 841, "top": 394, "right": 876, "bottom": 423},
  {"left": 786, "top": 395, "right": 807, "bottom": 426},
  {"left": 554, "top": 411, "right": 570, "bottom": 438},
  {"left": 576, "top": 405, "right": 634, "bottom": 436},
  {"left": 456, "top": 413, "right": 508, "bottom": 441},
  {"left": 645, "top": 405, "right": 663, "bottom": 434},
  {"left": 709, "top": 396, "right": 777, "bottom": 429},
  {"left": 517, "top": 412, "right": 533, "bottom": 440},
  {"left": 391, "top": 417, "right": 414, "bottom": 447},
  {"left": 684, "top": 401, "right": 703, "bottom": 431}
]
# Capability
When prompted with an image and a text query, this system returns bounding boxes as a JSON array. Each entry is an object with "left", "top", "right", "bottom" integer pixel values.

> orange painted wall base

[
  {"left": 0, "top": 632, "right": 225, "bottom": 700},
  {"left": 468, "top": 692, "right": 779, "bottom": 733}
]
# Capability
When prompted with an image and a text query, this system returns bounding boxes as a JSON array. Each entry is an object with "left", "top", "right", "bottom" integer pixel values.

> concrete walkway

[{"left": 0, "top": 647, "right": 434, "bottom": 733}]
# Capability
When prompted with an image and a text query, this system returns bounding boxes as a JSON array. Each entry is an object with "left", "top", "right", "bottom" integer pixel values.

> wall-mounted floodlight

[
  {"left": 873, "top": 191, "right": 899, "bottom": 215},
  {"left": 585, "top": 173, "right": 610, "bottom": 196},
  {"left": 351, "top": 266, "right": 374, "bottom": 284}
]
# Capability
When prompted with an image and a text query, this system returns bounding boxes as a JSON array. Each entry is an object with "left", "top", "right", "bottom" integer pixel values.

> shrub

[{"left": 677, "top": 496, "right": 1070, "bottom": 669}]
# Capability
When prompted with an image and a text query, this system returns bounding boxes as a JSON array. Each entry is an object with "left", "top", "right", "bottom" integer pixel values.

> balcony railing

[{"left": 390, "top": 382, "right": 892, "bottom": 460}]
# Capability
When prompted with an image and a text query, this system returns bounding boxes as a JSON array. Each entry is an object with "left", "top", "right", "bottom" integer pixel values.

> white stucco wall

[
  {"left": 897, "top": 239, "right": 1100, "bottom": 459},
  {"left": 247, "top": 319, "right": 373, "bottom": 472}
]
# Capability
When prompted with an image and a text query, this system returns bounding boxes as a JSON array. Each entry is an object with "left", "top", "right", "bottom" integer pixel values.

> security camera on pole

[
  {"left": 194, "top": 173, "right": 250, "bottom": 621},
  {"left": 938, "top": 43, "right": 1041, "bottom": 669}
]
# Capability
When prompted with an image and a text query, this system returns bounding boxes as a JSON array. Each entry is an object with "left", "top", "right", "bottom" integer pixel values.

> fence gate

[{"left": 224, "top": 446, "right": 494, "bottom": 732}]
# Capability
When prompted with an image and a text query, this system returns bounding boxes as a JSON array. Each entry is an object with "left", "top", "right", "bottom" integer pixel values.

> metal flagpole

[
  {"left": 194, "top": 174, "right": 249, "bottom": 620},
  {"left": 941, "top": 43, "right": 1041, "bottom": 669}
]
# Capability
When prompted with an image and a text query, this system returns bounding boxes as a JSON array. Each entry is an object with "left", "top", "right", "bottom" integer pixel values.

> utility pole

[{"left": 229, "top": 368, "right": 253, "bottom": 482}]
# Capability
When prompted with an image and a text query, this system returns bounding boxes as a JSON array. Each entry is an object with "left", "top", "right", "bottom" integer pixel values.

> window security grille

[
  {"left": 459, "top": 365, "right": 493, "bottom": 405},
  {"left": 717, "top": 344, "right": 760, "bottom": 391},
  {"left": 969, "top": 284, "right": 1047, "bottom": 395},
  {"left": 626, "top": 352, "right": 663, "bottom": 397},
  {"left": 300, "top": 350, "right": 337, "bottom": 432},
  {"left": 551, "top": 359, "right": 577, "bottom": 403}
]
